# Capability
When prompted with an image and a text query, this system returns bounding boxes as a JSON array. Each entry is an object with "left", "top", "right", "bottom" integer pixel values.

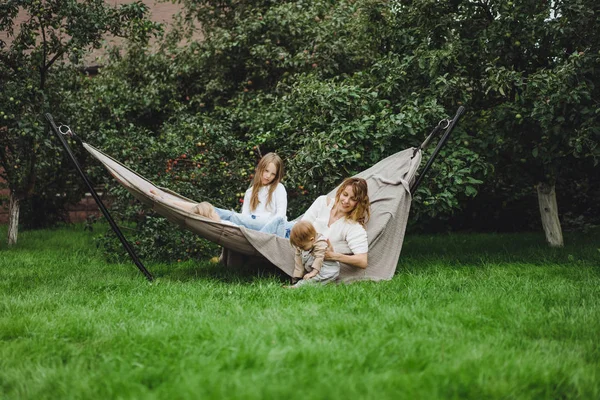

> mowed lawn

[{"left": 0, "top": 224, "right": 599, "bottom": 399}]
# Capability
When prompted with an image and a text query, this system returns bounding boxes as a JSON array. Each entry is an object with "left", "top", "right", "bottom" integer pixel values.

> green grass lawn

[{"left": 0, "top": 224, "right": 599, "bottom": 399}]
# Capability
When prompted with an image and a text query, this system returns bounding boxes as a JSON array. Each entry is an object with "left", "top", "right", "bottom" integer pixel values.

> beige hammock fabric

[{"left": 84, "top": 143, "right": 422, "bottom": 282}]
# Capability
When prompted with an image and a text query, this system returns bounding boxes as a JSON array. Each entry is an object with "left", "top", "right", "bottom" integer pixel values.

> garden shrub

[{"left": 71, "top": 0, "right": 495, "bottom": 262}]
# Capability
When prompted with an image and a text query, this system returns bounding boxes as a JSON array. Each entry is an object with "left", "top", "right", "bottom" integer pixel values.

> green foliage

[
  {"left": 71, "top": 44, "right": 261, "bottom": 260},
  {"left": 171, "top": 0, "right": 378, "bottom": 105},
  {"left": 224, "top": 73, "right": 486, "bottom": 217},
  {"left": 484, "top": 51, "right": 600, "bottom": 182},
  {"left": 384, "top": 0, "right": 600, "bottom": 232},
  {"left": 0, "top": 63, "right": 92, "bottom": 227},
  {"left": 94, "top": 216, "right": 221, "bottom": 264},
  {"left": 22, "top": 0, "right": 597, "bottom": 258},
  {"left": 0, "top": 0, "right": 161, "bottom": 230}
]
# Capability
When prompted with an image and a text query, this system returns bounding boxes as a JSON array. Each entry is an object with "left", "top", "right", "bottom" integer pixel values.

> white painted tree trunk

[
  {"left": 537, "top": 182, "right": 564, "bottom": 247},
  {"left": 7, "top": 191, "right": 20, "bottom": 246}
]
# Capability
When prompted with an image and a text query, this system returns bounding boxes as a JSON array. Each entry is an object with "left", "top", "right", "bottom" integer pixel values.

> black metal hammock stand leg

[
  {"left": 410, "top": 106, "right": 465, "bottom": 193},
  {"left": 45, "top": 113, "right": 154, "bottom": 282}
]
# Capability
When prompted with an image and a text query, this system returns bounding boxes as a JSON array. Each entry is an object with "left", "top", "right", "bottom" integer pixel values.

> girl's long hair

[
  {"left": 334, "top": 177, "right": 370, "bottom": 226},
  {"left": 249, "top": 152, "right": 284, "bottom": 212}
]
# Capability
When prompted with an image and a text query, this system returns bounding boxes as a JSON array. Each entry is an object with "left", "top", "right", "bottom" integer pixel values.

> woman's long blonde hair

[
  {"left": 334, "top": 177, "right": 370, "bottom": 226},
  {"left": 249, "top": 152, "right": 284, "bottom": 212}
]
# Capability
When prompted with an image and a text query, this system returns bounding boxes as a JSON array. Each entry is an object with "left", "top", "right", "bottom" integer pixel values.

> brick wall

[
  {"left": 0, "top": 172, "right": 104, "bottom": 224},
  {"left": 65, "top": 193, "right": 104, "bottom": 223},
  {"left": 0, "top": 1, "right": 202, "bottom": 66}
]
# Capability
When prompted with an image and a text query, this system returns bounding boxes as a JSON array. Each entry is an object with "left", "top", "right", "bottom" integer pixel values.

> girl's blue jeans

[{"left": 214, "top": 208, "right": 295, "bottom": 238}]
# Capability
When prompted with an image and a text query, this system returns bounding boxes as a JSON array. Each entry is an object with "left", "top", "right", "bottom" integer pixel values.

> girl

[
  {"left": 150, "top": 153, "right": 288, "bottom": 233},
  {"left": 214, "top": 152, "right": 287, "bottom": 231}
]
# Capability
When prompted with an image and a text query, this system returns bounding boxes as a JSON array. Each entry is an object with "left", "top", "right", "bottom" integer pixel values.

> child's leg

[
  {"left": 150, "top": 190, "right": 200, "bottom": 214},
  {"left": 291, "top": 278, "right": 311, "bottom": 288},
  {"left": 172, "top": 200, "right": 200, "bottom": 213},
  {"left": 259, "top": 216, "right": 295, "bottom": 238},
  {"left": 298, "top": 263, "right": 339, "bottom": 286},
  {"left": 192, "top": 202, "right": 221, "bottom": 222},
  {"left": 214, "top": 208, "right": 266, "bottom": 230}
]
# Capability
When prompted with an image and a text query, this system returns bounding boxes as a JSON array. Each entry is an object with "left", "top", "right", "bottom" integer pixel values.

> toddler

[{"left": 289, "top": 220, "right": 340, "bottom": 287}]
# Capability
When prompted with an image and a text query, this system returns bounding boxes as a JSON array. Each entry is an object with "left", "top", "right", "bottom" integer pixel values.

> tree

[
  {"left": 164, "top": 0, "right": 488, "bottom": 216},
  {"left": 471, "top": 0, "right": 600, "bottom": 246},
  {"left": 67, "top": 0, "right": 599, "bottom": 262},
  {"left": 71, "top": 0, "right": 489, "bottom": 262},
  {"left": 385, "top": 0, "right": 599, "bottom": 243},
  {"left": 0, "top": 0, "right": 160, "bottom": 245}
]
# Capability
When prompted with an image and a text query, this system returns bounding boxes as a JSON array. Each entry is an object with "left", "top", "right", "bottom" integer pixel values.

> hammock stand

[
  {"left": 47, "top": 107, "right": 464, "bottom": 282},
  {"left": 45, "top": 113, "right": 154, "bottom": 281}
]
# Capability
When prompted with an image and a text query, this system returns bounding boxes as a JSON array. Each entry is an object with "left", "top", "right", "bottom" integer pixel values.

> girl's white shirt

[
  {"left": 301, "top": 195, "right": 368, "bottom": 255},
  {"left": 241, "top": 182, "right": 287, "bottom": 220}
]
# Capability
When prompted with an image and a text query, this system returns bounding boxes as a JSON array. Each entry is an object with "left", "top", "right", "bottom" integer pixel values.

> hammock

[
  {"left": 82, "top": 107, "right": 464, "bottom": 282},
  {"left": 84, "top": 142, "right": 419, "bottom": 282}
]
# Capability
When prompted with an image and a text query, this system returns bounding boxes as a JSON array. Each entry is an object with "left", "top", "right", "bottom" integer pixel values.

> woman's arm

[
  {"left": 324, "top": 222, "right": 369, "bottom": 269},
  {"left": 325, "top": 243, "right": 368, "bottom": 269}
]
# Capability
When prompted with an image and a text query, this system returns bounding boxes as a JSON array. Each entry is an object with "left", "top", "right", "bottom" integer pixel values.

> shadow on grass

[
  {"left": 2, "top": 223, "right": 597, "bottom": 283},
  {"left": 149, "top": 258, "right": 289, "bottom": 285},
  {"left": 399, "top": 228, "right": 600, "bottom": 268}
]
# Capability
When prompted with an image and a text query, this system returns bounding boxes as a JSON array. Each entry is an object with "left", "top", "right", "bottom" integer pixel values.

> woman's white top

[
  {"left": 241, "top": 182, "right": 287, "bottom": 220},
  {"left": 301, "top": 195, "right": 368, "bottom": 255}
]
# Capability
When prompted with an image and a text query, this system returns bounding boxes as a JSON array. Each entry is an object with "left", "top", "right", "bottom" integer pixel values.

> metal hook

[
  {"left": 438, "top": 119, "right": 450, "bottom": 129},
  {"left": 58, "top": 124, "right": 72, "bottom": 136}
]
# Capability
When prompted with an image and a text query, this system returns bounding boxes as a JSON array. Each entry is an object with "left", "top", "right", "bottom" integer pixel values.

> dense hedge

[{"left": 60, "top": 0, "right": 600, "bottom": 261}]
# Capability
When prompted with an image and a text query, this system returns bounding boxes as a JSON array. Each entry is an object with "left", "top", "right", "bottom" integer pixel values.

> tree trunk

[
  {"left": 536, "top": 182, "right": 564, "bottom": 247},
  {"left": 7, "top": 191, "right": 20, "bottom": 246}
]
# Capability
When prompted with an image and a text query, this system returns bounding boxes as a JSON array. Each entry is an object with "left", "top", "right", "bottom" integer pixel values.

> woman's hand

[
  {"left": 324, "top": 240, "right": 368, "bottom": 269},
  {"left": 324, "top": 239, "right": 336, "bottom": 261}
]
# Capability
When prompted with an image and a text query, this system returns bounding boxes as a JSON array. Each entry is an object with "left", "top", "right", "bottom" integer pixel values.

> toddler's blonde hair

[{"left": 289, "top": 220, "right": 317, "bottom": 249}]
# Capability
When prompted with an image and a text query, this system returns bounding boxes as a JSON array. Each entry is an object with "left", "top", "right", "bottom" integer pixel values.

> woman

[
  {"left": 301, "top": 177, "right": 370, "bottom": 270},
  {"left": 265, "top": 177, "right": 370, "bottom": 270}
]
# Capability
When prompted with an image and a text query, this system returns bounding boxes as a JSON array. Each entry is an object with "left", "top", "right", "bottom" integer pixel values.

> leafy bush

[
  {"left": 76, "top": 0, "right": 600, "bottom": 257},
  {"left": 0, "top": 0, "right": 161, "bottom": 239},
  {"left": 69, "top": 0, "right": 496, "bottom": 262}
]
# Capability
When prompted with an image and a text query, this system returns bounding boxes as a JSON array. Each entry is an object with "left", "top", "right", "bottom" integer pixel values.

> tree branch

[
  {"left": 40, "top": 15, "right": 47, "bottom": 67},
  {"left": 44, "top": 47, "right": 65, "bottom": 72}
]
